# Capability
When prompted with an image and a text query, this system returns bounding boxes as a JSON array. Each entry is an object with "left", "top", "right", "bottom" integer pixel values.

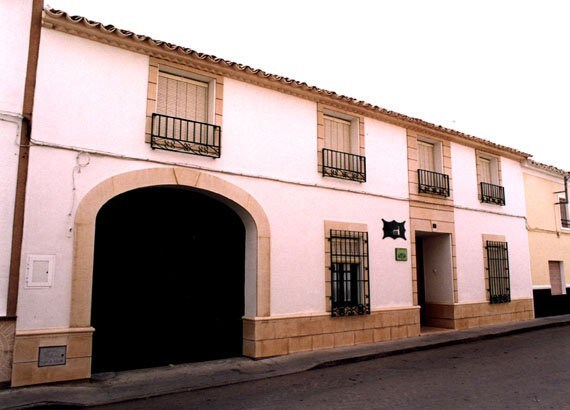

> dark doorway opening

[{"left": 91, "top": 186, "right": 245, "bottom": 373}]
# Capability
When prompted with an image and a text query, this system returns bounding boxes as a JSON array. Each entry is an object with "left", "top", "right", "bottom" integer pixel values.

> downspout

[{"left": 6, "top": 0, "right": 44, "bottom": 317}]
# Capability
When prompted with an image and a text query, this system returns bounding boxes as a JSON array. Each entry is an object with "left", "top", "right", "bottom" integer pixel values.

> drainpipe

[{"left": 6, "top": 0, "right": 44, "bottom": 317}]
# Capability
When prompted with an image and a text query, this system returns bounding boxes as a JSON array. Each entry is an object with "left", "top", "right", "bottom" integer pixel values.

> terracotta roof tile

[
  {"left": 44, "top": 7, "right": 532, "bottom": 158},
  {"left": 528, "top": 159, "right": 569, "bottom": 176}
]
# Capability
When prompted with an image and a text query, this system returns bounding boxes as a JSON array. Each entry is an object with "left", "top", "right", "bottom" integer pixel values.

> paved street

[{"left": 92, "top": 327, "right": 570, "bottom": 409}]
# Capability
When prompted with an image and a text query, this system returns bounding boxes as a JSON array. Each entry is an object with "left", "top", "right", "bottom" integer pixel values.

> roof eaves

[{"left": 43, "top": 7, "right": 532, "bottom": 159}]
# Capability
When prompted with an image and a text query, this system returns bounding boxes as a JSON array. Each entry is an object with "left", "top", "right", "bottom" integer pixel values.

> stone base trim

[
  {"left": 11, "top": 327, "right": 94, "bottom": 387},
  {"left": 0, "top": 318, "right": 16, "bottom": 383},
  {"left": 425, "top": 298, "right": 534, "bottom": 330},
  {"left": 243, "top": 307, "right": 420, "bottom": 358}
]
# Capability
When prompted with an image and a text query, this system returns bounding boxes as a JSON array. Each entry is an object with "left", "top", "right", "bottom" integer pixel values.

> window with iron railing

[
  {"left": 151, "top": 113, "right": 221, "bottom": 157},
  {"left": 486, "top": 241, "right": 511, "bottom": 304},
  {"left": 321, "top": 113, "right": 366, "bottom": 182},
  {"left": 151, "top": 71, "right": 221, "bottom": 157},
  {"left": 417, "top": 169, "right": 450, "bottom": 197},
  {"left": 480, "top": 182, "right": 506, "bottom": 206},
  {"left": 329, "top": 230, "right": 370, "bottom": 317},
  {"left": 560, "top": 198, "right": 570, "bottom": 228},
  {"left": 322, "top": 148, "right": 366, "bottom": 182}
]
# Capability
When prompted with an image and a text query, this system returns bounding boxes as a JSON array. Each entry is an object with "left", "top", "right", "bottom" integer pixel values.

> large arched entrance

[{"left": 91, "top": 185, "right": 246, "bottom": 373}]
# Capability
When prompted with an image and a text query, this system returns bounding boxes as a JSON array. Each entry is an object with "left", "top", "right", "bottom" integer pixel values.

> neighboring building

[
  {"left": 0, "top": 0, "right": 39, "bottom": 383},
  {"left": 2, "top": 5, "right": 536, "bottom": 387},
  {"left": 523, "top": 160, "right": 570, "bottom": 317}
]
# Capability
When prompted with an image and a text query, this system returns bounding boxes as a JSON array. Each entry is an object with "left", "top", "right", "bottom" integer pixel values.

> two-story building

[
  {"left": 0, "top": 0, "right": 41, "bottom": 383},
  {"left": 523, "top": 160, "right": 570, "bottom": 316},
  {"left": 1, "top": 4, "right": 537, "bottom": 387}
]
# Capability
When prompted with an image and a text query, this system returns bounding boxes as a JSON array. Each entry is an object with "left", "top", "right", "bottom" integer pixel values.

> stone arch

[{"left": 70, "top": 167, "right": 270, "bottom": 328}]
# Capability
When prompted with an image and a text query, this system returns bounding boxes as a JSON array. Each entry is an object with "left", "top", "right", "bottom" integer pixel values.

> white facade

[
  {"left": 17, "top": 26, "right": 413, "bottom": 330},
  {"left": 0, "top": 0, "right": 32, "bottom": 316},
  {"left": 4, "top": 5, "right": 538, "bottom": 386},
  {"left": 451, "top": 142, "right": 533, "bottom": 303}
]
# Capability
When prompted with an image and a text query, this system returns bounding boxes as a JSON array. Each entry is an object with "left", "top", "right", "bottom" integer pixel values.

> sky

[{"left": 48, "top": 0, "right": 570, "bottom": 170}]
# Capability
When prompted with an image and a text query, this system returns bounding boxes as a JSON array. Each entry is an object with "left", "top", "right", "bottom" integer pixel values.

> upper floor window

[
  {"left": 477, "top": 154, "right": 505, "bottom": 205},
  {"left": 418, "top": 140, "right": 437, "bottom": 172},
  {"left": 146, "top": 59, "right": 223, "bottom": 158},
  {"left": 157, "top": 72, "right": 209, "bottom": 123},
  {"left": 417, "top": 139, "right": 449, "bottom": 197},
  {"left": 560, "top": 197, "right": 570, "bottom": 229},
  {"left": 318, "top": 104, "right": 366, "bottom": 182}
]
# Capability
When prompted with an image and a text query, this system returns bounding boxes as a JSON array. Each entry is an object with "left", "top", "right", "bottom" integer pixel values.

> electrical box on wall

[{"left": 25, "top": 254, "right": 55, "bottom": 288}]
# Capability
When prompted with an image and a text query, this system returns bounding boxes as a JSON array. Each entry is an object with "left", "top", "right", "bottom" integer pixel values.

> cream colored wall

[{"left": 523, "top": 171, "right": 570, "bottom": 287}]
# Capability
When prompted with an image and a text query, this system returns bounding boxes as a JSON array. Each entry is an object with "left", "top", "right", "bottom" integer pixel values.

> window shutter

[
  {"left": 418, "top": 141, "right": 435, "bottom": 171},
  {"left": 157, "top": 73, "right": 209, "bottom": 122},
  {"left": 479, "top": 157, "right": 492, "bottom": 183},
  {"left": 324, "top": 115, "right": 351, "bottom": 153}
]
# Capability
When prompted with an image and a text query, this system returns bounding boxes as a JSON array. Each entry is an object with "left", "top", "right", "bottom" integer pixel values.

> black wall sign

[{"left": 382, "top": 219, "right": 406, "bottom": 240}]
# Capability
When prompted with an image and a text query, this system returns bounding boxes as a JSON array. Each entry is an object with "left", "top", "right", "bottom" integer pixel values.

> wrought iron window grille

[
  {"left": 417, "top": 169, "right": 450, "bottom": 197},
  {"left": 151, "top": 113, "right": 221, "bottom": 158},
  {"left": 329, "top": 230, "right": 370, "bottom": 317},
  {"left": 486, "top": 241, "right": 511, "bottom": 304},
  {"left": 560, "top": 198, "right": 570, "bottom": 228},
  {"left": 480, "top": 182, "right": 506, "bottom": 206},
  {"left": 322, "top": 148, "right": 366, "bottom": 182}
]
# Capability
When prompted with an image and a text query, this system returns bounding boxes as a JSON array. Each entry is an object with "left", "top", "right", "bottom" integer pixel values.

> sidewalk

[{"left": 2, "top": 314, "right": 569, "bottom": 409}]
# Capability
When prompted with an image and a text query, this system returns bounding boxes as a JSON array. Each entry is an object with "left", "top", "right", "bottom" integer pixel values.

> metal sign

[
  {"left": 38, "top": 346, "right": 67, "bottom": 367},
  {"left": 395, "top": 248, "right": 408, "bottom": 261},
  {"left": 382, "top": 219, "right": 406, "bottom": 240}
]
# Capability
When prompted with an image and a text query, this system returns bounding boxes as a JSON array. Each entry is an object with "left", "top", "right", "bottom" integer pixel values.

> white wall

[
  {"left": 0, "top": 0, "right": 31, "bottom": 113},
  {"left": 17, "top": 27, "right": 415, "bottom": 328},
  {"left": 0, "top": 0, "right": 32, "bottom": 315},
  {"left": 17, "top": 147, "right": 412, "bottom": 329},
  {"left": 454, "top": 209, "right": 532, "bottom": 303},
  {"left": 32, "top": 29, "right": 410, "bottom": 200},
  {"left": 451, "top": 143, "right": 526, "bottom": 216}
]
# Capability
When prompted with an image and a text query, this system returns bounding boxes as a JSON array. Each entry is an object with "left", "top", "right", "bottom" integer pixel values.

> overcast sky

[{"left": 48, "top": 0, "right": 569, "bottom": 170}]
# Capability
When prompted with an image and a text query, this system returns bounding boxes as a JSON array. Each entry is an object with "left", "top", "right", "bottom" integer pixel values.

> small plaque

[
  {"left": 38, "top": 346, "right": 67, "bottom": 367},
  {"left": 382, "top": 220, "right": 406, "bottom": 240},
  {"left": 395, "top": 248, "right": 408, "bottom": 261}
]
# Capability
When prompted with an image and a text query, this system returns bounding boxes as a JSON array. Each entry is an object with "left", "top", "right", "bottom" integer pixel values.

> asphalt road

[{"left": 93, "top": 326, "right": 570, "bottom": 409}]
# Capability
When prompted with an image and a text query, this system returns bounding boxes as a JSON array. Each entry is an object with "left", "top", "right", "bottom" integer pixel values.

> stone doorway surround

[{"left": 11, "top": 167, "right": 271, "bottom": 386}]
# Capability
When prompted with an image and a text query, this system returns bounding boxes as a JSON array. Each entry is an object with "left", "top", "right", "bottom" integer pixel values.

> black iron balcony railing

[
  {"left": 562, "top": 219, "right": 570, "bottom": 229},
  {"left": 417, "top": 169, "right": 450, "bottom": 197},
  {"left": 151, "top": 113, "right": 221, "bottom": 158},
  {"left": 322, "top": 148, "right": 366, "bottom": 182},
  {"left": 480, "top": 182, "right": 506, "bottom": 206}
]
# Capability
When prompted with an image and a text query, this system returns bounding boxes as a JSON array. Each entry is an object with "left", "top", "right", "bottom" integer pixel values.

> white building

[{"left": 1, "top": 4, "right": 535, "bottom": 386}]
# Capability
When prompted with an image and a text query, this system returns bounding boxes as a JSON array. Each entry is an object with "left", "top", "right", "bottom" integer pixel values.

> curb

[{"left": 2, "top": 315, "right": 569, "bottom": 409}]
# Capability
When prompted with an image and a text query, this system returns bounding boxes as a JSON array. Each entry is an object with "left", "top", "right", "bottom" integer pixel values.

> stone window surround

[
  {"left": 417, "top": 137, "right": 444, "bottom": 173},
  {"left": 482, "top": 233, "right": 508, "bottom": 302},
  {"left": 475, "top": 150, "right": 503, "bottom": 201},
  {"left": 324, "top": 220, "right": 368, "bottom": 313},
  {"left": 145, "top": 57, "right": 224, "bottom": 144},
  {"left": 317, "top": 103, "right": 365, "bottom": 175},
  {"left": 559, "top": 195, "right": 570, "bottom": 231},
  {"left": 406, "top": 130, "right": 453, "bottom": 202}
]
